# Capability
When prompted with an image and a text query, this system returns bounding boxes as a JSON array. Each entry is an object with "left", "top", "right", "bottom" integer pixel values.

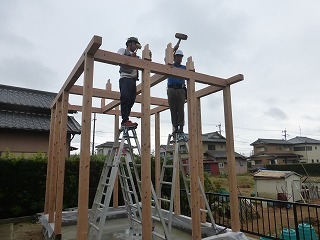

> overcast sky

[{"left": 1, "top": 0, "right": 320, "bottom": 156}]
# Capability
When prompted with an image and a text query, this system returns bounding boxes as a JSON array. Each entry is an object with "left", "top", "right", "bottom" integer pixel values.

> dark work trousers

[
  {"left": 119, "top": 77, "right": 137, "bottom": 123},
  {"left": 167, "top": 88, "right": 185, "bottom": 128}
]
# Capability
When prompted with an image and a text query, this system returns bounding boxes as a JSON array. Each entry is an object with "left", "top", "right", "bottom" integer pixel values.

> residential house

[
  {"left": 160, "top": 132, "right": 247, "bottom": 175},
  {"left": 202, "top": 132, "right": 247, "bottom": 175},
  {"left": 0, "top": 84, "right": 81, "bottom": 157},
  {"left": 249, "top": 136, "right": 320, "bottom": 170},
  {"left": 287, "top": 136, "right": 320, "bottom": 163},
  {"left": 96, "top": 142, "right": 130, "bottom": 156}
]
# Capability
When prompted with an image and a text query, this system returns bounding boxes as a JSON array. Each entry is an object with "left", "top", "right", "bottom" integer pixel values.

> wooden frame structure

[{"left": 44, "top": 35, "right": 244, "bottom": 240}]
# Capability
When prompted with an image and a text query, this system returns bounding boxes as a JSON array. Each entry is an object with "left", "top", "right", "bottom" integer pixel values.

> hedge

[
  {"left": 0, "top": 154, "right": 107, "bottom": 219},
  {"left": 266, "top": 163, "right": 320, "bottom": 176}
]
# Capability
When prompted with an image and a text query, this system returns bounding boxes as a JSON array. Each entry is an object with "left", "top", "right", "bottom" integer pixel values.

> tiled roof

[
  {"left": 183, "top": 132, "right": 226, "bottom": 143},
  {"left": 205, "top": 150, "right": 246, "bottom": 160},
  {"left": 251, "top": 138, "right": 292, "bottom": 146},
  {"left": 0, "top": 110, "right": 81, "bottom": 133},
  {"left": 202, "top": 132, "right": 226, "bottom": 143},
  {"left": 0, "top": 84, "right": 81, "bottom": 134},
  {"left": 250, "top": 152, "right": 302, "bottom": 158},
  {"left": 288, "top": 136, "right": 320, "bottom": 144},
  {"left": 0, "top": 84, "right": 56, "bottom": 111}
]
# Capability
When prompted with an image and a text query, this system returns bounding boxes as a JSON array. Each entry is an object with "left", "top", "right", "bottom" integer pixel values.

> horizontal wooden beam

[
  {"left": 51, "top": 35, "right": 102, "bottom": 108},
  {"left": 101, "top": 74, "right": 167, "bottom": 113},
  {"left": 94, "top": 49, "right": 228, "bottom": 87},
  {"left": 69, "top": 85, "right": 169, "bottom": 107},
  {"left": 195, "top": 74, "right": 244, "bottom": 98},
  {"left": 68, "top": 104, "right": 141, "bottom": 118}
]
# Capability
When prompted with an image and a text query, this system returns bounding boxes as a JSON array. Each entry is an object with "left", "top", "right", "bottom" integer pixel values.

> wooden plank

[
  {"left": 101, "top": 74, "right": 167, "bottom": 113},
  {"left": 68, "top": 104, "right": 141, "bottom": 118},
  {"left": 223, "top": 85, "right": 240, "bottom": 232},
  {"left": 77, "top": 54, "right": 94, "bottom": 240},
  {"left": 141, "top": 45, "right": 152, "bottom": 239},
  {"left": 113, "top": 106, "right": 120, "bottom": 208},
  {"left": 186, "top": 57, "right": 201, "bottom": 240},
  {"left": 51, "top": 35, "right": 102, "bottom": 108},
  {"left": 195, "top": 74, "right": 244, "bottom": 98},
  {"left": 70, "top": 85, "right": 169, "bottom": 107},
  {"left": 155, "top": 113, "right": 161, "bottom": 201},
  {"left": 44, "top": 107, "right": 56, "bottom": 214},
  {"left": 196, "top": 98, "right": 206, "bottom": 222},
  {"left": 55, "top": 91, "right": 69, "bottom": 236},
  {"left": 48, "top": 101, "right": 62, "bottom": 223},
  {"left": 94, "top": 49, "right": 227, "bottom": 87}
]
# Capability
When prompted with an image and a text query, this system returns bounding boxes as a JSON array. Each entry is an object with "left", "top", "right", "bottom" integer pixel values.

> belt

[{"left": 168, "top": 84, "right": 184, "bottom": 89}]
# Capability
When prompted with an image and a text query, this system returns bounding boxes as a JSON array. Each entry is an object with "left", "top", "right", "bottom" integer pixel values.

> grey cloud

[
  {"left": 0, "top": 57, "right": 57, "bottom": 91},
  {"left": 264, "top": 107, "right": 287, "bottom": 120}
]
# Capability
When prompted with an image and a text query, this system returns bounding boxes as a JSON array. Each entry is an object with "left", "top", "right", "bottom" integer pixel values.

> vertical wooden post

[
  {"left": 223, "top": 85, "right": 240, "bottom": 232},
  {"left": 55, "top": 91, "right": 69, "bottom": 237},
  {"left": 113, "top": 105, "right": 120, "bottom": 208},
  {"left": 155, "top": 112, "right": 161, "bottom": 200},
  {"left": 186, "top": 57, "right": 201, "bottom": 239},
  {"left": 165, "top": 43, "right": 174, "bottom": 65},
  {"left": 48, "top": 100, "right": 62, "bottom": 223},
  {"left": 77, "top": 53, "right": 94, "bottom": 240},
  {"left": 141, "top": 44, "right": 152, "bottom": 240},
  {"left": 45, "top": 107, "right": 56, "bottom": 214},
  {"left": 174, "top": 145, "right": 181, "bottom": 215},
  {"left": 196, "top": 98, "right": 206, "bottom": 222}
]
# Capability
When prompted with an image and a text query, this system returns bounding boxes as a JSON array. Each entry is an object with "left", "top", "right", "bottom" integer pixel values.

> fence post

[{"left": 293, "top": 204, "right": 300, "bottom": 240}]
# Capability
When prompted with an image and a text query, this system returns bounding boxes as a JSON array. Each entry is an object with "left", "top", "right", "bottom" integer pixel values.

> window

[
  {"left": 257, "top": 147, "right": 265, "bottom": 152},
  {"left": 317, "top": 160, "right": 319, "bottom": 163},
  {"left": 312, "top": 159, "right": 314, "bottom": 163},
  {"left": 218, "top": 162, "right": 224, "bottom": 168},
  {"left": 203, "top": 164, "right": 211, "bottom": 173},
  {"left": 208, "top": 145, "right": 215, "bottom": 150},
  {"left": 294, "top": 146, "right": 305, "bottom": 151},
  {"left": 306, "top": 146, "right": 312, "bottom": 151},
  {"left": 254, "top": 160, "right": 262, "bottom": 165}
]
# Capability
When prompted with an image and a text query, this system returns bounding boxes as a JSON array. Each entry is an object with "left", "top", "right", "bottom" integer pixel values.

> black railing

[{"left": 179, "top": 192, "right": 320, "bottom": 239}]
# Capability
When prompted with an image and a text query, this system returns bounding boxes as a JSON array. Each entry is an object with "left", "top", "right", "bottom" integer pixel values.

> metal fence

[{"left": 180, "top": 192, "right": 320, "bottom": 239}]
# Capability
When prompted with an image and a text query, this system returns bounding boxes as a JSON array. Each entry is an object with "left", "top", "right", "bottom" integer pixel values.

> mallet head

[{"left": 175, "top": 33, "right": 188, "bottom": 40}]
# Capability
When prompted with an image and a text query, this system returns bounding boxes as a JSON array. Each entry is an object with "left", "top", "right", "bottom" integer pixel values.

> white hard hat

[{"left": 174, "top": 49, "right": 184, "bottom": 56}]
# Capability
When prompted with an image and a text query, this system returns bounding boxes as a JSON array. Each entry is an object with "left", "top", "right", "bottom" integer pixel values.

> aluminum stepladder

[
  {"left": 159, "top": 133, "right": 218, "bottom": 236},
  {"left": 88, "top": 125, "right": 170, "bottom": 240}
]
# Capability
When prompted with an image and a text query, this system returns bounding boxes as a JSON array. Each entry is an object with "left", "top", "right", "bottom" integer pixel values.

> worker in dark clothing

[
  {"left": 167, "top": 49, "right": 187, "bottom": 139},
  {"left": 117, "top": 37, "right": 141, "bottom": 127}
]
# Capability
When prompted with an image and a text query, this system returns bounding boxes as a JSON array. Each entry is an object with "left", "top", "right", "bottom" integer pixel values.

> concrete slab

[
  {"left": 0, "top": 223, "right": 13, "bottom": 240},
  {"left": 60, "top": 217, "right": 193, "bottom": 240}
]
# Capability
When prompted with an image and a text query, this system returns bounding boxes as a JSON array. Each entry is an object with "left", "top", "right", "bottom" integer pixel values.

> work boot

[
  {"left": 173, "top": 126, "right": 179, "bottom": 134},
  {"left": 121, "top": 120, "right": 138, "bottom": 127}
]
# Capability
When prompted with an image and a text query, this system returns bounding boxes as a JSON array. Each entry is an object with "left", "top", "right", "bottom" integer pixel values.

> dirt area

[{"left": 13, "top": 222, "right": 44, "bottom": 240}]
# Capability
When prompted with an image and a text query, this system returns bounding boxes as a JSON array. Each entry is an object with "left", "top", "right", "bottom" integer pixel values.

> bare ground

[{"left": 13, "top": 222, "right": 44, "bottom": 240}]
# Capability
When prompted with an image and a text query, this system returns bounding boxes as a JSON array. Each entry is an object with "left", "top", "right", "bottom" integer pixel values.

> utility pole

[
  {"left": 282, "top": 128, "right": 288, "bottom": 140},
  {"left": 216, "top": 122, "right": 221, "bottom": 134},
  {"left": 92, "top": 113, "right": 97, "bottom": 155}
]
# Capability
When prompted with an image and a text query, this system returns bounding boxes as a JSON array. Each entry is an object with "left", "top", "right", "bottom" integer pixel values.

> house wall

[
  {"left": 293, "top": 144, "right": 320, "bottom": 163},
  {"left": 202, "top": 142, "right": 226, "bottom": 151},
  {"left": 0, "top": 129, "right": 71, "bottom": 156},
  {"left": 253, "top": 144, "right": 291, "bottom": 154},
  {"left": 218, "top": 159, "right": 247, "bottom": 175},
  {"left": 236, "top": 160, "right": 247, "bottom": 174}
]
